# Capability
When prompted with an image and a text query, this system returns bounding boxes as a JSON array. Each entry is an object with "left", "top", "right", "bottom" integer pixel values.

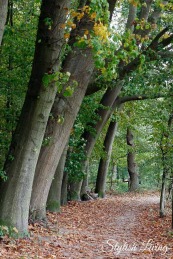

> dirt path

[
  {"left": 0, "top": 192, "right": 173, "bottom": 258},
  {"left": 55, "top": 193, "right": 172, "bottom": 258}
]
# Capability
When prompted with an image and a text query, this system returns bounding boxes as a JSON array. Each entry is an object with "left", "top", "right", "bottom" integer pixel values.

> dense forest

[{"left": 0, "top": 0, "right": 173, "bottom": 241}]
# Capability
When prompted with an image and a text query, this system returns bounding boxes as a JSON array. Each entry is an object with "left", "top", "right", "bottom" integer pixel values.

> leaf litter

[{"left": 0, "top": 192, "right": 172, "bottom": 258}]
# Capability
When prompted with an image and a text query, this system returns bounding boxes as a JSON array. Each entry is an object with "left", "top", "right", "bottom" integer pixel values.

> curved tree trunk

[
  {"left": 126, "top": 128, "right": 139, "bottom": 191},
  {"left": 29, "top": 0, "right": 96, "bottom": 220},
  {"left": 0, "top": 0, "right": 8, "bottom": 45},
  {"left": 30, "top": 0, "right": 118, "bottom": 215},
  {"left": 0, "top": 0, "right": 69, "bottom": 235},
  {"left": 95, "top": 120, "right": 118, "bottom": 197},
  {"left": 79, "top": 89, "right": 123, "bottom": 196},
  {"left": 47, "top": 143, "right": 68, "bottom": 212}
]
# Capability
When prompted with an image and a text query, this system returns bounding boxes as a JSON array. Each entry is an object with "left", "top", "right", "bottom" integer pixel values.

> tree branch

[
  {"left": 126, "top": 4, "right": 137, "bottom": 31},
  {"left": 139, "top": 0, "right": 153, "bottom": 20},
  {"left": 148, "top": 27, "right": 170, "bottom": 50},
  {"left": 118, "top": 93, "right": 173, "bottom": 104},
  {"left": 158, "top": 34, "right": 173, "bottom": 49},
  {"left": 108, "top": 0, "right": 117, "bottom": 21}
]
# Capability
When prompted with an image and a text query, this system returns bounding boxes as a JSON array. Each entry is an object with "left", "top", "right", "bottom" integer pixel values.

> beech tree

[
  {"left": 29, "top": 0, "right": 116, "bottom": 220},
  {"left": 0, "top": 0, "right": 70, "bottom": 235},
  {"left": 75, "top": 1, "right": 173, "bottom": 197}
]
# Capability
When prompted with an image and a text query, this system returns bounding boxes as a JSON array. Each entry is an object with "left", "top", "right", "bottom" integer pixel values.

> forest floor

[{"left": 0, "top": 191, "right": 173, "bottom": 258}]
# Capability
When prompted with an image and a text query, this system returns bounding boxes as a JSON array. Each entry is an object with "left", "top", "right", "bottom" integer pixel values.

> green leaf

[{"left": 63, "top": 86, "right": 74, "bottom": 97}]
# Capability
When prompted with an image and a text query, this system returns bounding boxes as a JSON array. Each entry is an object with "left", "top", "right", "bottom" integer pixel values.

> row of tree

[{"left": 0, "top": 0, "right": 173, "bottom": 235}]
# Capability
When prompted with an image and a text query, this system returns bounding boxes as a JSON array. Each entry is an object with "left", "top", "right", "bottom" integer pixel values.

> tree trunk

[
  {"left": 160, "top": 169, "right": 166, "bottom": 217},
  {"left": 80, "top": 162, "right": 89, "bottom": 197},
  {"left": 0, "top": 0, "right": 8, "bottom": 45},
  {"left": 80, "top": 90, "right": 122, "bottom": 195},
  {"left": 159, "top": 114, "right": 173, "bottom": 218},
  {"left": 61, "top": 169, "right": 68, "bottom": 206},
  {"left": 110, "top": 163, "right": 117, "bottom": 190},
  {"left": 83, "top": 85, "right": 123, "bottom": 161},
  {"left": 68, "top": 181, "right": 83, "bottom": 201},
  {"left": 68, "top": 84, "right": 122, "bottom": 200},
  {"left": 0, "top": 0, "right": 69, "bottom": 235},
  {"left": 126, "top": 128, "right": 139, "bottom": 191},
  {"left": 47, "top": 143, "right": 68, "bottom": 212},
  {"left": 47, "top": 145, "right": 68, "bottom": 212},
  {"left": 29, "top": 2, "right": 96, "bottom": 220},
  {"left": 95, "top": 120, "right": 118, "bottom": 197},
  {"left": 108, "top": 0, "right": 117, "bottom": 20}
]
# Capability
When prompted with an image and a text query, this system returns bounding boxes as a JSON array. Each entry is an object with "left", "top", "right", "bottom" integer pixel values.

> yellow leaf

[
  {"left": 64, "top": 33, "right": 70, "bottom": 39},
  {"left": 90, "top": 12, "right": 97, "bottom": 20},
  {"left": 71, "top": 24, "right": 76, "bottom": 29},
  {"left": 84, "top": 30, "right": 89, "bottom": 35}
]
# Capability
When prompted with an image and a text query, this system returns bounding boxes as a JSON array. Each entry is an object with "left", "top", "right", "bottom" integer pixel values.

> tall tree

[
  {"left": 95, "top": 119, "right": 118, "bottom": 197},
  {"left": 29, "top": 0, "right": 116, "bottom": 220},
  {"left": 126, "top": 127, "right": 139, "bottom": 191},
  {"left": 76, "top": 1, "right": 173, "bottom": 196},
  {"left": 0, "top": 0, "right": 8, "bottom": 45},
  {"left": 0, "top": 0, "right": 69, "bottom": 235},
  {"left": 160, "top": 113, "right": 173, "bottom": 217}
]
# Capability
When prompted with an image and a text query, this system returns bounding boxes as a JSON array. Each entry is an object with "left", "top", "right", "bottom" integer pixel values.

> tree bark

[
  {"left": 29, "top": 1, "right": 96, "bottom": 220},
  {"left": 61, "top": 169, "right": 68, "bottom": 206},
  {"left": 83, "top": 85, "right": 123, "bottom": 162},
  {"left": 79, "top": 87, "right": 122, "bottom": 196},
  {"left": 0, "top": 0, "right": 69, "bottom": 235},
  {"left": 47, "top": 143, "right": 68, "bottom": 212},
  {"left": 126, "top": 128, "right": 139, "bottom": 191},
  {"left": 68, "top": 181, "right": 83, "bottom": 201},
  {"left": 110, "top": 163, "right": 117, "bottom": 190},
  {"left": 80, "top": 162, "right": 89, "bottom": 197},
  {"left": 159, "top": 114, "right": 173, "bottom": 217},
  {"left": 95, "top": 120, "right": 118, "bottom": 197},
  {"left": 108, "top": 0, "right": 117, "bottom": 20},
  {"left": 160, "top": 168, "right": 166, "bottom": 217},
  {"left": 0, "top": 0, "right": 8, "bottom": 45}
]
